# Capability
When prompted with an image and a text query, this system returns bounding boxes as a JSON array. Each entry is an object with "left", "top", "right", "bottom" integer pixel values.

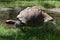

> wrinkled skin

[{"left": 6, "top": 6, "right": 53, "bottom": 27}]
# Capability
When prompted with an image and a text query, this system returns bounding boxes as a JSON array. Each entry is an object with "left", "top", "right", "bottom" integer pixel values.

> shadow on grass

[{"left": 15, "top": 22, "right": 56, "bottom": 40}]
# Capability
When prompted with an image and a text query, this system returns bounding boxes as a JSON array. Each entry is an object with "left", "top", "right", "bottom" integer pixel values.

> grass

[
  {"left": 0, "top": 21, "right": 60, "bottom": 40},
  {"left": 0, "top": 1, "right": 60, "bottom": 8}
]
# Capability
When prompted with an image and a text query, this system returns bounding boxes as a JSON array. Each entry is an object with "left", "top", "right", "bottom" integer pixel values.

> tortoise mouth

[
  {"left": 6, "top": 22, "right": 15, "bottom": 24},
  {"left": 5, "top": 20, "right": 16, "bottom": 24}
]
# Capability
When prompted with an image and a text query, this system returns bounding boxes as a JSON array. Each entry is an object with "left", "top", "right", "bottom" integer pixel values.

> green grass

[
  {"left": 0, "top": 21, "right": 60, "bottom": 40},
  {"left": 0, "top": 1, "right": 60, "bottom": 8}
]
